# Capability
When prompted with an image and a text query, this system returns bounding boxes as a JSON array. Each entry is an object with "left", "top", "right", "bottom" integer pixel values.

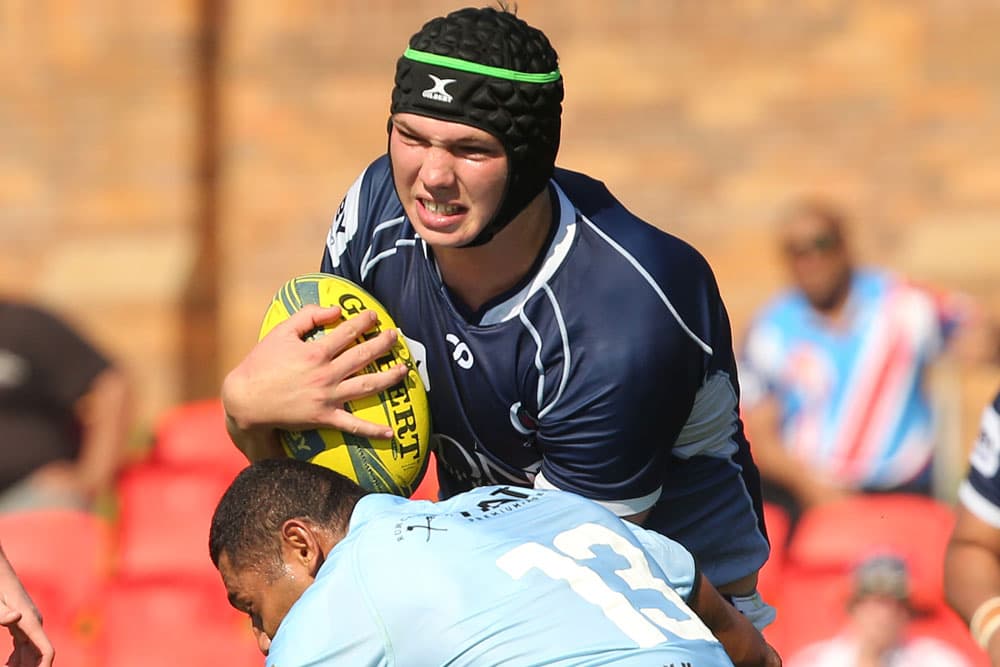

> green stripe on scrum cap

[{"left": 403, "top": 47, "right": 561, "bottom": 84}]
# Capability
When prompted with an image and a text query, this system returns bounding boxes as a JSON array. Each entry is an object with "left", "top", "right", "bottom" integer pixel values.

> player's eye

[{"left": 395, "top": 127, "right": 425, "bottom": 146}]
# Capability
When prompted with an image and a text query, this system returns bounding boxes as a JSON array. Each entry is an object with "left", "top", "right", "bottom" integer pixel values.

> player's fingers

[
  {"left": 37, "top": 639, "right": 55, "bottom": 667},
  {"left": 334, "top": 366, "right": 409, "bottom": 405},
  {"left": 327, "top": 327, "right": 399, "bottom": 379},
  {"left": 282, "top": 304, "right": 343, "bottom": 340},
  {"left": 324, "top": 409, "right": 395, "bottom": 440},
  {"left": 0, "top": 608, "right": 19, "bottom": 626},
  {"left": 310, "top": 309, "right": 383, "bottom": 360}
]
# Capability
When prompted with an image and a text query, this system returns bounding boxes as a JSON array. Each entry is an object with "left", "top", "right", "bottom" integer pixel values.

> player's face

[
  {"left": 780, "top": 214, "right": 851, "bottom": 311},
  {"left": 389, "top": 113, "right": 508, "bottom": 248},
  {"left": 218, "top": 552, "right": 312, "bottom": 655}
]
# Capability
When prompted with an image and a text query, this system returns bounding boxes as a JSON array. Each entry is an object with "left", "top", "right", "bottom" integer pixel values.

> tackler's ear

[{"left": 279, "top": 518, "right": 320, "bottom": 566}]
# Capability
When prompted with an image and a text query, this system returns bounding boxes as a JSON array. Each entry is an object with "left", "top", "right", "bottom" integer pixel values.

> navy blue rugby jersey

[
  {"left": 958, "top": 389, "right": 1000, "bottom": 526},
  {"left": 319, "top": 155, "right": 769, "bottom": 585}
]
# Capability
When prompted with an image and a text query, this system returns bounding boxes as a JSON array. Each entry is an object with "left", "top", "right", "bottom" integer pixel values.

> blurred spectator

[
  {"left": 740, "top": 198, "right": 996, "bottom": 524},
  {"left": 789, "top": 554, "right": 971, "bottom": 667},
  {"left": 945, "top": 386, "right": 1000, "bottom": 666},
  {"left": 0, "top": 299, "right": 131, "bottom": 512},
  {"left": 0, "top": 544, "right": 54, "bottom": 667}
]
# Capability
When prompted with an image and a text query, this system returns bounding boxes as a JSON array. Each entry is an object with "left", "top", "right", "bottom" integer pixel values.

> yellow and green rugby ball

[{"left": 258, "top": 273, "right": 430, "bottom": 497}]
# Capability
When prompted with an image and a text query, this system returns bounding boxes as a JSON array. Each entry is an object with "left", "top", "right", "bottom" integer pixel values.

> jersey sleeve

[
  {"left": 916, "top": 280, "right": 977, "bottom": 344},
  {"left": 528, "top": 183, "right": 741, "bottom": 515},
  {"left": 958, "top": 389, "right": 1000, "bottom": 527},
  {"left": 319, "top": 155, "right": 401, "bottom": 286}
]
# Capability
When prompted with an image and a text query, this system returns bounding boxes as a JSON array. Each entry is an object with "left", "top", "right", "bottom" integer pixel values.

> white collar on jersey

[{"left": 471, "top": 182, "right": 577, "bottom": 326}]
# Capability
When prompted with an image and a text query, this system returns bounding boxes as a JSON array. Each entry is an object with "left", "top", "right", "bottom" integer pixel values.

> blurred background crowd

[{"left": 3, "top": 0, "right": 1000, "bottom": 665}]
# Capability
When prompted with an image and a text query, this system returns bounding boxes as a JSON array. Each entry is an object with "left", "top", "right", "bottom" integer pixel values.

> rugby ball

[{"left": 258, "top": 273, "right": 431, "bottom": 497}]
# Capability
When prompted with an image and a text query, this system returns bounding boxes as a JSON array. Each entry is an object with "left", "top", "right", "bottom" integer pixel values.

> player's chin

[{"left": 412, "top": 223, "right": 481, "bottom": 248}]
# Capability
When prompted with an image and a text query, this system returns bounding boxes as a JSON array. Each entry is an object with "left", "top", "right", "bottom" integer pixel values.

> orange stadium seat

[
  {"left": 149, "top": 398, "right": 248, "bottom": 474},
  {"left": 114, "top": 463, "right": 237, "bottom": 582},
  {"left": 101, "top": 579, "right": 261, "bottom": 667},
  {"left": 0, "top": 510, "right": 113, "bottom": 667}
]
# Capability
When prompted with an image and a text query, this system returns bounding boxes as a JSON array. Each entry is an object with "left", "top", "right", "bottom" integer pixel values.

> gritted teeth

[{"left": 423, "top": 200, "right": 463, "bottom": 215}]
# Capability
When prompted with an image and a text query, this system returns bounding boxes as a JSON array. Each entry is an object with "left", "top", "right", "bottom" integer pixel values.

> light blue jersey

[{"left": 267, "top": 486, "right": 734, "bottom": 666}]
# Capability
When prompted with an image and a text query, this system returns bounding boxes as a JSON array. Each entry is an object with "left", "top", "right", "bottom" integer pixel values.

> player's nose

[{"left": 419, "top": 146, "right": 457, "bottom": 190}]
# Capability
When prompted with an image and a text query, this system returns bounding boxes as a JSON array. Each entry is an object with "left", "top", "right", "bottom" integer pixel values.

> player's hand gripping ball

[{"left": 258, "top": 273, "right": 431, "bottom": 496}]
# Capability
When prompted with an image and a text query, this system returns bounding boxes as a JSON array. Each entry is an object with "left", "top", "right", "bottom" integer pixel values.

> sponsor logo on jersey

[
  {"left": 422, "top": 74, "right": 457, "bottom": 103},
  {"left": 433, "top": 434, "right": 539, "bottom": 488},
  {"left": 446, "top": 333, "right": 475, "bottom": 369},
  {"left": 395, "top": 515, "right": 447, "bottom": 543}
]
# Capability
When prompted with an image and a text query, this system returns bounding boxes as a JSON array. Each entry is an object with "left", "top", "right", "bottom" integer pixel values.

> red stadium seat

[
  {"left": 114, "top": 464, "right": 237, "bottom": 582},
  {"left": 150, "top": 398, "right": 248, "bottom": 474},
  {"left": 765, "top": 562, "right": 853, "bottom": 658},
  {"left": 0, "top": 510, "right": 112, "bottom": 667},
  {"left": 767, "top": 493, "right": 961, "bottom": 659},
  {"left": 757, "top": 502, "right": 790, "bottom": 608},
  {"left": 787, "top": 493, "right": 954, "bottom": 610},
  {"left": 101, "top": 579, "right": 261, "bottom": 667}
]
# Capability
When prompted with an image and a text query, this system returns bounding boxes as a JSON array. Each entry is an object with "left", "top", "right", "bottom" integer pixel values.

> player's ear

[{"left": 278, "top": 518, "right": 321, "bottom": 568}]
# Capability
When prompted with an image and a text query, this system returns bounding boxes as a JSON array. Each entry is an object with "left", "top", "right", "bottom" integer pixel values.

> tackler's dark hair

[
  {"left": 390, "top": 6, "right": 564, "bottom": 246},
  {"left": 209, "top": 459, "right": 367, "bottom": 572}
]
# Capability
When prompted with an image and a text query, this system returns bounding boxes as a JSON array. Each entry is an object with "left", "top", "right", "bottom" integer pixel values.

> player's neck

[{"left": 434, "top": 189, "right": 554, "bottom": 313}]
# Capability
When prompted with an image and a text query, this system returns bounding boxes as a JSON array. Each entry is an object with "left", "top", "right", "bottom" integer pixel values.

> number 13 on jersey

[{"left": 496, "top": 523, "right": 716, "bottom": 648}]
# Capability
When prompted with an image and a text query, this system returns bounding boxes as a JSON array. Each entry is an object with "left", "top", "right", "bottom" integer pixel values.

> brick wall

[{"left": 4, "top": 1, "right": 999, "bottom": 468}]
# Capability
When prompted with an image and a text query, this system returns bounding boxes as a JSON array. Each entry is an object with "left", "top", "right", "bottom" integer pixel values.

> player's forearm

[
  {"left": 691, "top": 574, "right": 778, "bottom": 666},
  {"left": 744, "top": 418, "right": 830, "bottom": 504},
  {"left": 945, "top": 540, "right": 1000, "bottom": 664},
  {"left": 224, "top": 410, "right": 284, "bottom": 462},
  {"left": 76, "top": 367, "right": 132, "bottom": 495},
  {"left": 946, "top": 539, "right": 1000, "bottom": 622},
  {"left": 221, "top": 366, "right": 285, "bottom": 461}
]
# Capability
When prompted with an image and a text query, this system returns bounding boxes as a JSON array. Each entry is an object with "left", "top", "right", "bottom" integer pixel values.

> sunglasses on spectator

[{"left": 783, "top": 232, "right": 842, "bottom": 258}]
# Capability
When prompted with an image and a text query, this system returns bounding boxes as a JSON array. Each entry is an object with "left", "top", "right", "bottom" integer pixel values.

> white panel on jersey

[
  {"left": 325, "top": 168, "right": 368, "bottom": 268},
  {"left": 533, "top": 470, "right": 662, "bottom": 517},
  {"left": 958, "top": 480, "right": 1000, "bottom": 529},
  {"left": 359, "top": 216, "right": 410, "bottom": 280},
  {"left": 517, "top": 284, "right": 572, "bottom": 420},
  {"left": 970, "top": 404, "right": 1000, "bottom": 478},
  {"left": 672, "top": 371, "right": 740, "bottom": 460},
  {"left": 479, "top": 183, "right": 578, "bottom": 326}
]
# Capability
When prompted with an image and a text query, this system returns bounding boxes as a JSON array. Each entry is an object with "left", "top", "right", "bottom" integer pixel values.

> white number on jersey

[{"left": 496, "top": 522, "right": 716, "bottom": 648}]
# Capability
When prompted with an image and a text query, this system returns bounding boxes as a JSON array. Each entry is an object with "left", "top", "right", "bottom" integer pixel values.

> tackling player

[
  {"left": 221, "top": 4, "right": 773, "bottom": 625},
  {"left": 945, "top": 388, "right": 1000, "bottom": 665},
  {"left": 211, "top": 459, "right": 779, "bottom": 666}
]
